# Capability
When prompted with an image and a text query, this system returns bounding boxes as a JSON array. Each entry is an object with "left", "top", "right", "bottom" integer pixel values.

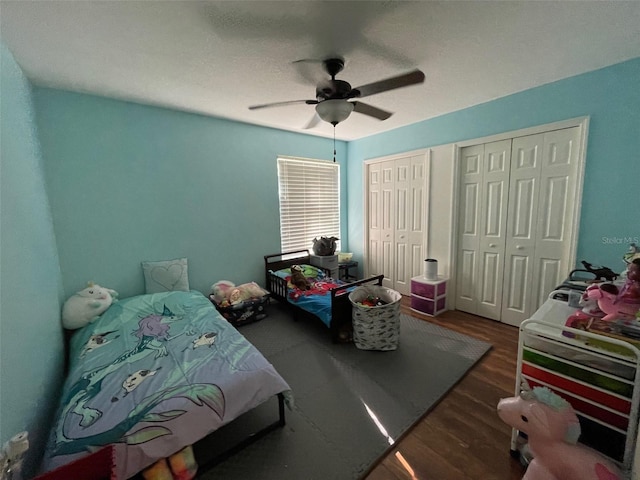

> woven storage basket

[{"left": 349, "top": 285, "right": 402, "bottom": 351}]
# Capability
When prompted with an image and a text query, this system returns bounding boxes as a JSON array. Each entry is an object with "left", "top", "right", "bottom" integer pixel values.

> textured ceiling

[{"left": 1, "top": 1, "right": 639, "bottom": 140}]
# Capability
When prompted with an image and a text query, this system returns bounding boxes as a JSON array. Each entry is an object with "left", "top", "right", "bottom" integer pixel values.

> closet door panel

[
  {"left": 408, "top": 155, "right": 427, "bottom": 281},
  {"left": 367, "top": 163, "right": 383, "bottom": 276},
  {"left": 531, "top": 127, "right": 581, "bottom": 308},
  {"left": 477, "top": 140, "right": 511, "bottom": 320},
  {"left": 456, "top": 145, "right": 484, "bottom": 314},
  {"left": 502, "top": 134, "right": 543, "bottom": 325},
  {"left": 381, "top": 163, "right": 395, "bottom": 289},
  {"left": 394, "top": 158, "right": 411, "bottom": 294}
]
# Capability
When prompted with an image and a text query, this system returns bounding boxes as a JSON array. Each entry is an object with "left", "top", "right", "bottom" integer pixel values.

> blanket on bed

[
  {"left": 271, "top": 265, "right": 351, "bottom": 326},
  {"left": 41, "top": 290, "right": 290, "bottom": 480}
]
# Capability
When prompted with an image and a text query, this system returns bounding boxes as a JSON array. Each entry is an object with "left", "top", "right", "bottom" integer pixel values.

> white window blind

[{"left": 277, "top": 157, "right": 340, "bottom": 253}]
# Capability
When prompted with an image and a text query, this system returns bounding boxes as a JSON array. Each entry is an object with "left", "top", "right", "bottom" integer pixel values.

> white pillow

[{"left": 142, "top": 257, "right": 189, "bottom": 294}]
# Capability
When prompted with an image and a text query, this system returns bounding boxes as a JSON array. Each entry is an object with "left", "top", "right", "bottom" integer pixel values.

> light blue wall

[
  {"left": 33, "top": 89, "right": 347, "bottom": 299},
  {"left": 348, "top": 57, "right": 640, "bottom": 272},
  {"left": 0, "top": 44, "right": 64, "bottom": 477}
]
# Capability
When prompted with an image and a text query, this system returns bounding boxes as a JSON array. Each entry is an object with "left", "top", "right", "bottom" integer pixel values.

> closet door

[
  {"left": 499, "top": 127, "right": 582, "bottom": 326},
  {"left": 380, "top": 161, "right": 395, "bottom": 289},
  {"left": 456, "top": 145, "right": 484, "bottom": 313},
  {"left": 531, "top": 127, "right": 581, "bottom": 310},
  {"left": 476, "top": 140, "right": 512, "bottom": 319},
  {"left": 393, "top": 155, "right": 427, "bottom": 295},
  {"left": 394, "top": 157, "right": 412, "bottom": 294},
  {"left": 501, "top": 134, "right": 544, "bottom": 325},
  {"left": 366, "top": 154, "right": 427, "bottom": 294},
  {"left": 455, "top": 140, "right": 511, "bottom": 320},
  {"left": 367, "top": 162, "right": 384, "bottom": 279}
]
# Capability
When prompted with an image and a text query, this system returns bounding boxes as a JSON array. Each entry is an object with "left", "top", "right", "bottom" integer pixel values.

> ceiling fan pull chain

[{"left": 333, "top": 127, "right": 336, "bottom": 163}]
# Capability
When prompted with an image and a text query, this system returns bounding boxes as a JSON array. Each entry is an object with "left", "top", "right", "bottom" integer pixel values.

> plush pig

[{"left": 497, "top": 382, "right": 621, "bottom": 480}]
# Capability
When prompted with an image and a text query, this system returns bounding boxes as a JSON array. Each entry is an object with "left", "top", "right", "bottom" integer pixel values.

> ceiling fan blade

[
  {"left": 249, "top": 99, "right": 318, "bottom": 110},
  {"left": 351, "top": 101, "right": 393, "bottom": 121},
  {"left": 302, "top": 113, "right": 322, "bottom": 130},
  {"left": 351, "top": 69, "right": 425, "bottom": 98}
]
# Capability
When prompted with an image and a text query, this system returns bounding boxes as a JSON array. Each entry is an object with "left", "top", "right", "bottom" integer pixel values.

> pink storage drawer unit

[{"left": 410, "top": 276, "right": 448, "bottom": 316}]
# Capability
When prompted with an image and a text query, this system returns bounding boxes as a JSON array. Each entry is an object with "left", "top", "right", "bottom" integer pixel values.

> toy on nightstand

[
  {"left": 62, "top": 282, "right": 118, "bottom": 330},
  {"left": 497, "top": 381, "right": 622, "bottom": 480}
]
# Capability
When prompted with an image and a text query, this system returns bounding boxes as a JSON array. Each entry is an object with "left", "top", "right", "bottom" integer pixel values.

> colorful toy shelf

[{"left": 514, "top": 298, "right": 640, "bottom": 474}]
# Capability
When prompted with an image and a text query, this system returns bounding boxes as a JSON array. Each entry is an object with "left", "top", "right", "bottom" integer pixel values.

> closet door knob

[
  {"left": 489, "top": 243, "right": 497, "bottom": 248},
  {"left": 516, "top": 245, "right": 524, "bottom": 250}
]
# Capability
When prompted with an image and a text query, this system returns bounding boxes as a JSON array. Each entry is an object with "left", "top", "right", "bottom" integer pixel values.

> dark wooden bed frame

[{"left": 264, "top": 249, "right": 384, "bottom": 342}]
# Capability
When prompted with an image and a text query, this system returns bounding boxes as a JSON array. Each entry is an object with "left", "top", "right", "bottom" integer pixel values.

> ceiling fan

[{"left": 248, "top": 58, "right": 425, "bottom": 128}]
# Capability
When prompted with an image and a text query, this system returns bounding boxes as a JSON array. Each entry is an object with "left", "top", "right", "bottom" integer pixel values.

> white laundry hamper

[{"left": 349, "top": 285, "right": 402, "bottom": 351}]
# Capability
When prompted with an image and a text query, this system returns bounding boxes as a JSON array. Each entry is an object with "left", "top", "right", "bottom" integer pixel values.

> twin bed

[
  {"left": 42, "top": 250, "right": 383, "bottom": 478},
  {"left": 41, "top": 290, "right": 290, "bottom": 479}
]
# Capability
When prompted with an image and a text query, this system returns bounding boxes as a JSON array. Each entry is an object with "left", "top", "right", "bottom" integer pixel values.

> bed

[
  {"left": 41, "top": 290, "right": 291, "bottom": 479},
  {"left": 264, "top": 249, "right": 384, "bottom": 341}
]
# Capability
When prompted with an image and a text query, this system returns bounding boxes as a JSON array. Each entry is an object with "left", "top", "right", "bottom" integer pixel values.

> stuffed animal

[
  {"left": 290, "top": 264, "right": 311, "bottom": 291},
  {"left": 586, "top": 282, "right": 639, "bottom": 322},
  {"left": 227, "top": 282, "right": 268, "bottom": 305},
  {"left": 62, "top": 282, "right": 118, "bottom": 330},
  {"left": 497, "top": 381, "right": 622, "bottom": 480},
  {"left": 210, "top": 280, "right": 235, "bottom": 304},
  {"left": 210, "top": 280, "right": 267, "bottom": 306}
]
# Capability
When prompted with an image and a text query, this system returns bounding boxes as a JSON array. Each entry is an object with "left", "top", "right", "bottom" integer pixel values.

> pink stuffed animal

[
  {"left": 586, "top": 283, "right": 639, "bottom": 322},
  {"left": 497, "top": 382, "right": 621, "bottom": 480}
]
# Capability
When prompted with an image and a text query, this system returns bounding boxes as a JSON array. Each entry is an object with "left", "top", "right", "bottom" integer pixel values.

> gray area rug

[{"left": 198, "top": 303, "right": 491, "bottom": 480}]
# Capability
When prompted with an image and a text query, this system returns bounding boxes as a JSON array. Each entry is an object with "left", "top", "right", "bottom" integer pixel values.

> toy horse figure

[{"left": 497, "top": 381, "right": 622, "bottom": 480}]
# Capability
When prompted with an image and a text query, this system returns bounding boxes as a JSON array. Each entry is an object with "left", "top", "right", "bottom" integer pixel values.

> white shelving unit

[{"left": 514, "top": 298, "right": 640, "bottom": 475}]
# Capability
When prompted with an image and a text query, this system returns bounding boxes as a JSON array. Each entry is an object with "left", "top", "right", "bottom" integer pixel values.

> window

[{"left": 277, "top": 157, "right": 340, "bottom": 253}]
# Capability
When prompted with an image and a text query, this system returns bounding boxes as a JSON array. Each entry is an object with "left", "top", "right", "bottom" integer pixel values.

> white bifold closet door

[
  {"left": 456, "top": 140, "right": 512, "bottom": 320},
  {"left": 501, "top": 127, "right": 582, "bottom": 326},
  {"left": 456, "top": 126, "right": 581, "bottom": 325},
  {"left": 367, "top": 154, "right": 427, "bottom": 295}
]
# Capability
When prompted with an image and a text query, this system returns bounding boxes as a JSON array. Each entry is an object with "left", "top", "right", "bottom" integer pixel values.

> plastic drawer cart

[
  {"left": 513, "top": 298, "right": 640, "bottom": 475},
  {"left": 410, "top": 276, "right": 447, "bottom": 316}
]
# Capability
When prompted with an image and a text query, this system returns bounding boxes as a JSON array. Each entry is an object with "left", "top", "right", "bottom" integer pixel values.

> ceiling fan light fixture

[{"left": 315, "top": 99, "right": 354, "bottom": 125}]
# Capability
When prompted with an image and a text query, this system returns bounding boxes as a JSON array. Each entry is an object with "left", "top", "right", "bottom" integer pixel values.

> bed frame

[{"left": 264, "top": 249, "right": 384, "bottom": 342}]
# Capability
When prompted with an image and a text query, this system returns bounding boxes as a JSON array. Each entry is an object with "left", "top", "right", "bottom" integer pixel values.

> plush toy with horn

[{"left": 497, "top": 380, "right": 621, "bottom": 480}]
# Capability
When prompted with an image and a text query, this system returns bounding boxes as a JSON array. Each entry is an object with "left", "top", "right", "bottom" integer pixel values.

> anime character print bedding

[{"left": 42, "top": 290, "right": 291, "bottom": 479}]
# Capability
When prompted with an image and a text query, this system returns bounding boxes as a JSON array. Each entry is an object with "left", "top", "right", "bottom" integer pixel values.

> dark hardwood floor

[{"left": 364, "top": 297, "right": 526, "bottom": 480}]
